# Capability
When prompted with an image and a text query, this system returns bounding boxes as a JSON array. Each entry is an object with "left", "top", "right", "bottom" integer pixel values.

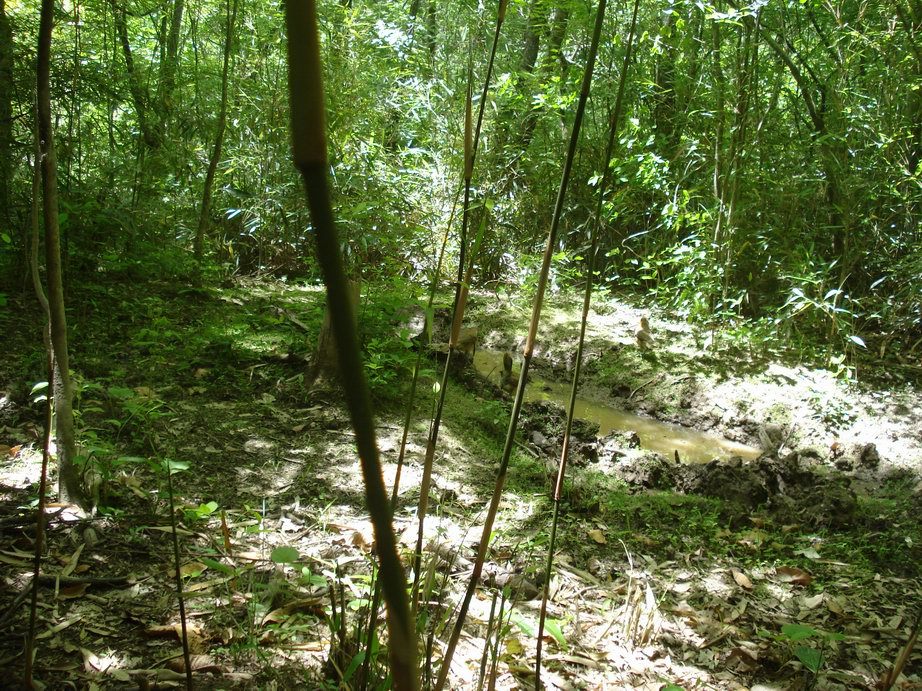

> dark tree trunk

[
  {"left": 521, "top": 0, "right": 541, "bottom": 74},
  {"left": 653, "top": 7, "right": 679, "bottom": 159},
  {"left": 38, "top": 0, "right": 86, "bottom": 507},
  {"left": 110, "top": 0, "right": 161, "bottom": 148},
  {"left": 157, "top": 0, "right": 184, "bottom": 125},
  {"left": 0, "top": 0, "right": 11, "bottom": 227},
  {"left": 195, "top": 0, "right": 238, "bottom": 270},
  {"left": 519, "top": 5, "right": 569, "bottom": 151}
]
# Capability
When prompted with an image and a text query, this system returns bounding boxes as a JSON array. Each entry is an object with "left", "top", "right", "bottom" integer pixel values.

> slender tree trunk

[
  {"left": 157, "top": 0, "right": 184, "bottom": 126},
  {"left": 0, "top": 0, "right": 12, "bottom": 227},
  {"left": 38, "top": 0, "right": 86, "bottom": 507},
  {"left": 110, "top": 0, "right": 161, "bottom": 148},
  {"left": 194, "top": 0, "right": 238, "bottom": 270},
  {"left": 495, "top": 0, "right": 541, "bottom": 164},
  {"left": 63, "top": 0, "right": 83, "bottom": 190},
  {"left": 521, "top": 0, "right": 541, "bottom": 74},
  {"left": 519, "top": 5, "right": 569, "bottom": 151},
  {"left": 758, "top": 26, "right": 850, "bottom": 263},
  {"left": 719, "top": 21, "right": 756, "bottom": 306},
  {"left": 425, "top": 0, "right": 436, "bottom": 62},
  {"left": 653, "top": 4, "right": 682, "bottom": 160}
]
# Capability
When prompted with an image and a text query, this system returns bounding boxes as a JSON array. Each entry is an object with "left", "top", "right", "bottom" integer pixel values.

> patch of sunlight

[
  {"left": 83, "top": 649, "right": 130, "bottom": 675},
  {"left": 701, "top": 567, "right": 736, "bottom": 598},
  {"left": 501, "top": 492, "right": 541, "bottom": 523}
]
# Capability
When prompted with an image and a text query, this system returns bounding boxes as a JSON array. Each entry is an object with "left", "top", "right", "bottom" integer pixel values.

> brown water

[{"left": 474, "top": 351, "right": 761, "bottom": 463}]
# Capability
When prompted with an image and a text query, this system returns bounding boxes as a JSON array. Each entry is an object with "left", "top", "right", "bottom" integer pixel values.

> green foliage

[
  {"left": 184, "top": 500, "right": 220, "bottom": 523},
  {"left": 270, "top": 546, "right": 301, "bottom": 564},
  {"left": 773, "top": 622, "right": 845, "bottom": 684}
]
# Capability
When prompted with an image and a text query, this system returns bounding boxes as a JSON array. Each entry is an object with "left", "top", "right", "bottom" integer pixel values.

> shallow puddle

[{"left": 474, "top": 350, "right": 761, "bottom": 463}]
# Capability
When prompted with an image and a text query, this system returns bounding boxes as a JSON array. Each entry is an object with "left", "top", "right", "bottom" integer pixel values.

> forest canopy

[{"left": 1, "top": 0, "right": 919, "bottom": 355}]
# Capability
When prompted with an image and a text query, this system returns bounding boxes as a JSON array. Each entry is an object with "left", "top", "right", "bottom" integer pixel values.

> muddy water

[{"left": 474, "top": 351, "right": 761, "bottom": 463}]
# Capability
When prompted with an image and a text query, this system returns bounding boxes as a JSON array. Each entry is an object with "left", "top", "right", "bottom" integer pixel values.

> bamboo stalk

[
  {"left": 534, "top": 0, "right": 640, "bottom": 684},
  {"left": 284, "top": 3, "right": 417, "bottom": 688},
  {"left": 412, "top": 1, "right": 508, "bottom": 605},
  {"left": 434, "top": 2, "right": 609, "bottom": 688}
]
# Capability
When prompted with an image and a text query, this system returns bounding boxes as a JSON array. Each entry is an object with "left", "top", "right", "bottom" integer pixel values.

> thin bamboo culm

[
  {"left": 434, "top": 2, "right": 609, "bottom": 688},
  {"left": 411, "top": 0, "right": 508, "bottom": 605},
  {"left": 534, "top": 0, "right": 640, "bottom": 685},
  {"left": 284, "top": 2, "right": 417, "bottom": 689}
]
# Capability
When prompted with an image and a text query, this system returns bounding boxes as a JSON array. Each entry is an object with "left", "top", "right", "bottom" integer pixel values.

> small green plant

[
  {"left": 774, "top": 622, "right": 845, "bottom": 688},
  {"left": 184, "top": 500, "right": 219, "bottom": 523}
]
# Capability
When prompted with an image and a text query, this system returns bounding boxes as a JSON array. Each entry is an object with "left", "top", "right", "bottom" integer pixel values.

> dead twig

[{"left": 629, "top": 375, "right": 660, "bottom": 399}]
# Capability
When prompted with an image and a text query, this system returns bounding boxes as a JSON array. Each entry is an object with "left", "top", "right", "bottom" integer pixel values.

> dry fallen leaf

[
  {"left": 588, "top": 529, "right": 607, "bottom": 544},
  {"left": 166, "top": 654, "right": 223, "bottom": 674},
  {"left": 731, "top": 568, "right": 753, "bottom": 590},
  {"left": 58, "top": 582, "right": 89, "bottom": 599},
  {"left": 802, "top": 593, "right": 825, "bottom": 609},
  {"left": 262, "top": 597, "right": 325, "bottom": 625},
  {"left": 776, "top": 565, "right": 813, "bottom": 586}
]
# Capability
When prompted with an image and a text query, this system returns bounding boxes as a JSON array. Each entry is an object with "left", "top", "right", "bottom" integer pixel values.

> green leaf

[
  {"left": 163, "top": 459, "right": 189, "bottom": 475},
  {"left": 31, "top": 381, "right": 49, "bottom": 394},
  {"left": 193, "top": 501, "right": 219, "bottom": 518},
  {"left": 781, "top": 623, "right": 818, "bottom": 641},
  {"left": 543, "top": 619, "right": 568, "bottom": 650},
  {"left": 199, "top": 557, "right": 237, "bottom": 576},
  {"left": 342, "top": 651, "right": 365, "bottom": 682},
  {"left": 509, "top": 610, "right": 536, "bottom": 637},
  {"left": 271, "top": 546, "right": 300, "bottom": 564},
  {"left": 794, "top": 645, "right": 823, "bottom": 673},
  {"left": 847, "top": 334, "right": 866, "bottom": 348}
]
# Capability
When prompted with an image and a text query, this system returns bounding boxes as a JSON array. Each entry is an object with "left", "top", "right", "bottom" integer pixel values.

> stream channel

[{"left": 473, "top": 351, "right": 761, "bottom": 463}]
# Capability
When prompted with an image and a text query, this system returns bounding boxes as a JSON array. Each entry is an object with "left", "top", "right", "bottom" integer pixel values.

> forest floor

[{"left": 1, "top": 275, "right": 921, "bottom": 690}]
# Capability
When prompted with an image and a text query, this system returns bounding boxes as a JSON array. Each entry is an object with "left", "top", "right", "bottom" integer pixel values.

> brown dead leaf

[
  {"left": 166, "top": 654, "right": 223, "bottom": 674},
  {"left": 58, "top": 582, "right": 89, "bottom": 599},
  {"left": 726, "top": 646, "right": 759, "bottom": 671},
  {"left": 262, "top": 597, "right": 325, "bottom": 625},
  {"left": 802, "top": 593, "right": 825, "bottom": 609},
  {"left": 776, "top": 565, "right": 813, "bottom": 586},
  {"left": 180, "top": 561, "right": 208, "bottom": 578},
  {"left": 588, "top": 529, "right": 607, "bottom": 544},
  {"left": 292, "top": 423, "right": 306, "bottom": 433},
  {"left": 731, "top": 568, "right": 753, "bottom": 590},
  {"left": 826, "top": 596, "right": 845, "bottom": 615}
]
